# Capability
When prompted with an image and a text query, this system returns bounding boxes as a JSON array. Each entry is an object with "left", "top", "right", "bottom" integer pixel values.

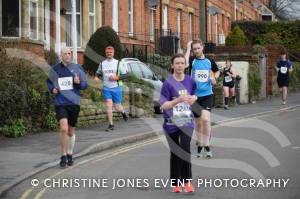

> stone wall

[{"left": 78, "top": 85, "right": 154, "bottom": 126}]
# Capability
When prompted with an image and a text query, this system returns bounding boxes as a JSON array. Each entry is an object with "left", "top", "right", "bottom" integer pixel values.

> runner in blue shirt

[
  {"left": 275, "top": 50, "right": 293, "bottom": 105},
  {"left": 185, "top": 40, "right": 219, "bottom": 158},
  {"left": 47, "top": 47, "right": 88, "bottom": 168}
]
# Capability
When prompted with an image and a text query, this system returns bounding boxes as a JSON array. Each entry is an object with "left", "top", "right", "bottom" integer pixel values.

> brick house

[{"left": 0, "top": 0, "right": 274, "bottom": 64}]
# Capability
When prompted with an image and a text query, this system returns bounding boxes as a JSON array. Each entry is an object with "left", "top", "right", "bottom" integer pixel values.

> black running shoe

[
  {"left": 122, "top": 112, "right": 128, "bottom": 121},
  {"left": 105, "top": 124, "right": 114, "bottom": 132},
  {"left": 67, "top": 154, "right": 74, "bottom": 166},
  {"left": 60, "top": 155, "right": 67, "bottom": 168}
]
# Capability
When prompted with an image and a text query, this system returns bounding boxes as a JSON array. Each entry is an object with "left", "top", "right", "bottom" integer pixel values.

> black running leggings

[{"left": 165, "top": 127, "right": 193, "bottom": 186}]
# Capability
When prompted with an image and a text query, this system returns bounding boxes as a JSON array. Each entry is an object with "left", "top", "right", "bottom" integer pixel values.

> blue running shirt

[{"left": 191, "top": 58, "right": 213, "bottom": 97}]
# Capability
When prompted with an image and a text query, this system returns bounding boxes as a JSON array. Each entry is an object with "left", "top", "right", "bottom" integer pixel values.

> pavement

[{"left": 0, "top": 92, "right": 300, "bottom": 197}]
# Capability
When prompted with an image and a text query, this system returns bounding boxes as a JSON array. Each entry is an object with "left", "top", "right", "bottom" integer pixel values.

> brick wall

[{"left": 0, "top": 39, "right": 46, "bottom": 65}]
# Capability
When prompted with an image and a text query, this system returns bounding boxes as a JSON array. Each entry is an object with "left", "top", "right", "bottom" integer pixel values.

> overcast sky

[{"left": 282, "top": 0, "right": 300, "bottom": 20}]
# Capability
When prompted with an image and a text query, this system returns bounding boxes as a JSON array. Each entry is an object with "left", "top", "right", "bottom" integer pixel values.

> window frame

[
  {"left": 128, "top": 0, "right": 134, "bottom": 36},
  {"left": 149, "top": 8, "right": 155, "bottom": 41},
  {"left": 188, "top": 12, "right": 193, "bottom": 38},
  {"left": 30, "top": 0, "right": 39, "bottom": 40},
  {"left": 162, "top": 4, "right": 168, "bottom": 34},
  {"left": 1, "top": 0, "right": 21, "bottom": 38},
  {"left": 89, "top": 0, "right": 95, "bottom": 37},
  {"left": 65, "top": 0, "right": 82, "bottom": 48}
]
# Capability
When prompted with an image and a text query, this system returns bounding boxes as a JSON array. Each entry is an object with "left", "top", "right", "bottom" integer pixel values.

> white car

[{"left": 121, "top": 58, "right": 163, "bottom": 114}]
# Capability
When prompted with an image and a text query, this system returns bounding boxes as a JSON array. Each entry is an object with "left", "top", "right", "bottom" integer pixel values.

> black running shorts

[
  {"left": 277, "top": 78, "right": 289, "bottom": 88},
  {"left": 55, "top": 105, "right": 80, "bottom": 127},
  {"left": 191, "top": 94, "right": 213, "bottom": 118}
]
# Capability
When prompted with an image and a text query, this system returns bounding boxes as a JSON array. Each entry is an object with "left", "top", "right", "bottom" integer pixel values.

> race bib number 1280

[{"left": 58, "top": 77, "right": 73, "bottom": 90}]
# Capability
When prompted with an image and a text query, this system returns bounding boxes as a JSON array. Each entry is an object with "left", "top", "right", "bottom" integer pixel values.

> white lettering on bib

[
  {"left": 195, "top": 70, "right": 209, "bottom": 82},
  {"left": 225, "top": 76, "right": 232, "bottom": 83},
  {"left": 280, "top": 67, "right": 288, "bottom": 74},
  {"left": 58, "top": 77, "right": 73, "bottom": 90}
]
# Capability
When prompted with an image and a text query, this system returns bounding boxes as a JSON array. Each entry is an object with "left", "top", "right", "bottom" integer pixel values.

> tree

[
  {"left": 269, "top": 0, "right": 299, "bottom": 20},
  {"left": 225, "top": 26, "right": 248, "bottom": 46},
  {"left": 83, "top": 26, "right": 122, "bottom": 75}
]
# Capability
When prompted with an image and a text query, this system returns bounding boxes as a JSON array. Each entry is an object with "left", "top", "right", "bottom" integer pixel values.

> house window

[
  {"left": 188, "top": 13, "right": 193, "bottom": 39},
  {"left": 99, "top": 0, "right": 104, "bottom": 27},
  {"left": 89, "top": 0, "right": 95, "bottom": 37},
  {"left": 177, "top": 9, "right": 181, "bottom": 36},
  {"left": 128, "top": 0, "right": 134, "bottom": 36},
  {"left": 65, "top": 0, "right": 82, "bottom": 47},
  {"left": 150, "top": 8, "right": 155, "bottom": 41},
  {"left": 112, "top": 0, "right": 118, "bottom": 32},
  {"left": 30, "top": 0, "right": 38, "bottom": 40},
  {"left": 162, "top": 4, "right": 168, "bottom": 35},
  {"left": 1, "top": 0, "right": 20, "bottom": 37}
]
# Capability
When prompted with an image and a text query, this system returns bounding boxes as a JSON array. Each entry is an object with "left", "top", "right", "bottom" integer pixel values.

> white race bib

[
  {"left": 172, "top": 102, "right": 192, "bottom": 126},
  {"left": 195, "top": 70, "right": 209, "bottom": 82},
  {"left": 58, "top": 77, "right": 73, "bottom": 90},
  {"left": 280, "top": 67, "right": 288, "bottom": 74},
  {"left": 225, "top": 76, "right": 232, "bottom": 83},
  {"left": 173, "top": 102, "right": 191, "bottom": 117}
]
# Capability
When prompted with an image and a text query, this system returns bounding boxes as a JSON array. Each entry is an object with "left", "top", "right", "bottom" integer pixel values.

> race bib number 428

[
  {"left": 58, "top": 77, "right": 73, "bottom": 90},
  {"left": 195, "top": 70, "right": 209, "bottom": 82}
]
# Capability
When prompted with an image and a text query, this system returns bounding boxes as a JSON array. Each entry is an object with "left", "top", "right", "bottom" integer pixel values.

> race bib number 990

[
  {"left": 280, "top": 67, "right": 288, "bottom": 74},
  {"left": 58, "top": 77, "right": 73, "bottom": 90},
  {"left": 195, "top": 70, "right": 209, "bottom": 82}
]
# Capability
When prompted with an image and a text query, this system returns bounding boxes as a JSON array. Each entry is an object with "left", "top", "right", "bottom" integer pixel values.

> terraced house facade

[{"left": 0, "top": 0, "right": 274, "bottom": 64}]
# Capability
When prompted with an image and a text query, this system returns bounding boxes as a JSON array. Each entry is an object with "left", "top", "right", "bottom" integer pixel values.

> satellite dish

[{"left": 208, "top": 6, "right": 220, "bottom": 16}]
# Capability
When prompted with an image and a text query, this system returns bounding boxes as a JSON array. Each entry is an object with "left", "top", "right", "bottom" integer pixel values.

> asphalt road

[{"left": 3, "top": 108, "right": 300, "bottom": 199}]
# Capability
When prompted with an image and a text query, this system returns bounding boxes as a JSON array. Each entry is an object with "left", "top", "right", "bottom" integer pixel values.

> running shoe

[
  {"left": 105, "top": 124, "right": 114, "bottom": 132},
  {"left": 122, "top": 112, "right": 128, "bottom": 121},
  {"left": 67, "top": 154, "right": 74, "bottom": 166},
  {"left": 60, "top": 155, "right": 67, "bottom": 168},
  {"left": 224, "top": 105, "right": 229, "bottom": 110},
  {"left": 184, "top": 183, "right": 195, "bottom": 193},
  {"left": 196, "top": 146, "right": 204, "bottom": 158},
  {"left": 282, "top": 101, "right": 286, "bottom": 105},
  {"left": 204, "top": 146, "right": 213, "bottom": 158},
  {"left": 172, "top": 186, "right": 182, "bottom": 193}
]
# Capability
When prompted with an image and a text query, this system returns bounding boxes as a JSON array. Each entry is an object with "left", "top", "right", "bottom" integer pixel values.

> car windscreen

[
  {"left": 128, "top": 62, "right": 143, "bottom": 78},
  {"left": 139, "top": 63, "right": 154, "bottom": 79}
]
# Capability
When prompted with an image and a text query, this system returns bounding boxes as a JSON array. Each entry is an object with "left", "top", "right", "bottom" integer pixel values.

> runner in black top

[
  {"left": 222, "top": 60, "right": 236, "bottom": 110},
  {"left": 275, "top": 51, "right": 293, "bottom": 105}
]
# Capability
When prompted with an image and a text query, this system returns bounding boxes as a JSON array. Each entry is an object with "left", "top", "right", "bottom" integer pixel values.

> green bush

[
  {"left": 0, "top": 55, "right": 51, "bottom": 136},
  {"left": 83, "top": 26, "right": 122, "bottom": 75},
  {"left": 289, "top": 62, "right": 300, "bottom": 91},
  {"left": 42, "top": 110, "right": 58, "bottom": 131},
  {"left": 248, "top": 63, "right": 261, "bottom": 100},
  {"left": 1, "top": 119, "right": 26, "bottom": 138},
  {"left": 225, "top": 26, "right": 248, "bottom": 46},
  {"left": 233, "top": 21, "right": 300, "bottom": 59},
  {"left": 44, "top": 49, "right": 59, "bottom": 66}
]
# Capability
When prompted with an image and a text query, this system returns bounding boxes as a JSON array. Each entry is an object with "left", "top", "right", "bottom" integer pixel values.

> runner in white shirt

[{"left": 94, "top": 46, "right": 128, "bottom": 131}]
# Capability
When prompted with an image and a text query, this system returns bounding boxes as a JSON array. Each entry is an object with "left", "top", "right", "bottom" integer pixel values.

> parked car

[{"left": 121, "top": 58, "right": 163, "bottom": 114}]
